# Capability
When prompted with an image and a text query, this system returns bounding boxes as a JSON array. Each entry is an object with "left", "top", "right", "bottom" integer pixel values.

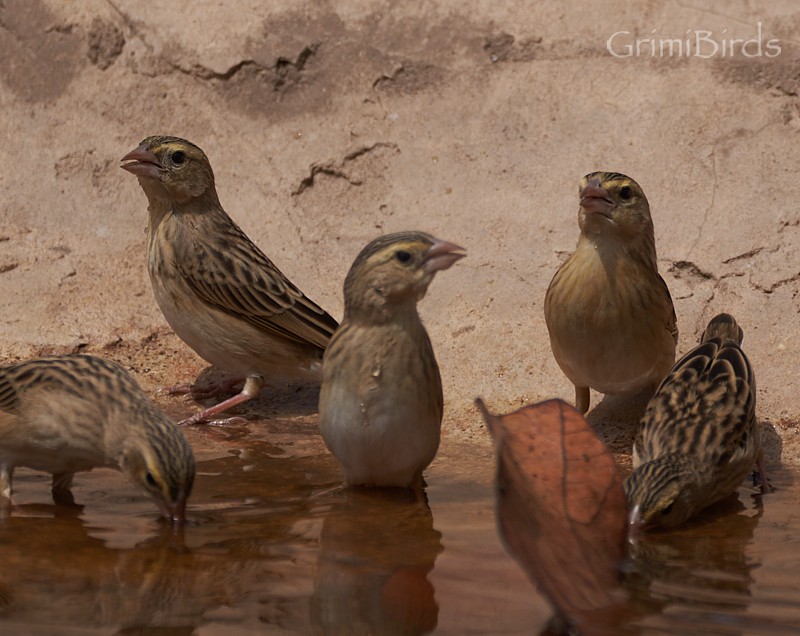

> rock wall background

[{"left": 1, "top": 0, "right": 798, "bottom": 457}]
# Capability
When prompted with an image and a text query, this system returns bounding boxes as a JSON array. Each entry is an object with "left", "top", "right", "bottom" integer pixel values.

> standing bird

[
  {"left": 544, "top": 172, "right": 678, "bottom": 414},
  {"left": 0, "top": 354, "right": 194, "bottom": 524},
  {"left": 319, "top": 231, "right": 465, "bottom": 491},
  {"left": 121, "top": 136, "right": 339, "bottom": 425},
  {"left": 625, "top": 313, "right": 767, "bottom": 530}
]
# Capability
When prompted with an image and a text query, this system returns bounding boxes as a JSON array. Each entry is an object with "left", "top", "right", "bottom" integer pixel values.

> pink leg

[
  {"left": 160, "top": 376, "right": 245, "bottom": 400},
  {"left": 179, "top": 375, "right": 264, "bottom": 426}
]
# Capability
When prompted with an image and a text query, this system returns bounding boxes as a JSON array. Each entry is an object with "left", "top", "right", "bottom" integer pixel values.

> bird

[
  {"left": 121, "top": 136, "right": 339, "bottom": 425},
  {"left": 0, "top": 354, "right": 195, "bottom": 524},
  {"left": 544, "top": 171, "right": 678, "bottom": 414},
  {"left": 318, "top": 231, "right": 466, "bottom": 491},
  {"left": 624, "top": 313, "right": 768, "bottom": 530}
]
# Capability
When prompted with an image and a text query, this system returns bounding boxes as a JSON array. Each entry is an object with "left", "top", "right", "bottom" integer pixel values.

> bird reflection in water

[
  {"left": 0, "top": 504, "right": 247, "bottom": 632},
  {"left": 310, "top": 487, "right": 443, "bottom": 635},
  {"left": 626, "top": 489, "right": 765, "bottom": 632}
]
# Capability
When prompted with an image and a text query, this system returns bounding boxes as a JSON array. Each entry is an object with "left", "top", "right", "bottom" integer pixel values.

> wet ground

[{"left": 0, "top": 414, "right": 799, "bottom": 636}]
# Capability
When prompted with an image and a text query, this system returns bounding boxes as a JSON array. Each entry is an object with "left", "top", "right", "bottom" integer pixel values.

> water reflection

[
  {"left": 310, "top": 488, "right": 443, "bottom": 635},
  {"left": 0, "top": 442, "right": 339, "bottom": 633},
  {"left": 626, "top": 487, "right": 769, "bottom": 634},
  {"left": 0, "top": 512, "right": 204, "bottom": 630},
  {"left": 0, "top": 440, "right": 446, "bottom": 634},
  {"left": 3, "top": 432, "right": 800, "bottom": 635}
]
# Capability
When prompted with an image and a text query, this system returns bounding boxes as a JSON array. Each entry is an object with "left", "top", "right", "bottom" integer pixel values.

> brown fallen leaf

[{"left": 476, "top": 398, "right": 629, "bottom": 634}]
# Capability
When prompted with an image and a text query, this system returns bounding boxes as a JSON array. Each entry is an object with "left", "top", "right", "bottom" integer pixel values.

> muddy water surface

[{"left": 0, "top": 419, "right": 798, "bottom": 635}]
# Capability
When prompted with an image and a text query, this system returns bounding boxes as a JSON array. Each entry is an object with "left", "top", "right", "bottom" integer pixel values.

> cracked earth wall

[{"left": 0, "top": 0, "right": 798, "bottom": 460}]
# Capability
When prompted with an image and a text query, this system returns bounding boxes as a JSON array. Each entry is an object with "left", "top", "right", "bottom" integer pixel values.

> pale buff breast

[
  {"left": 319, "top": 323, "right": 442, "bottom": 488},
  {"left": 545, "top": 244, "right": 676, "bottom": 395},
  {"left": 147, "top": 228, "right": 320, "bottom": 383}
]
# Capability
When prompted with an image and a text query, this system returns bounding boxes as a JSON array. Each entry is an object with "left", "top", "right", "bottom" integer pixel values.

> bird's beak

[
  {"left": 627, "top": 504, "right": 643, "bottom": 543},
  {"left": 169, "top": 494, "right": 188, "bottom": 526},
  {"left": 157, "top": 494, "right": 187, "bottom": 527},
  {"left": 422, "top": 238, "right": 466, "bottom": 274},
  {"left": 579, "top": 179, "right": 614, "bottom": 217},
  {"left": 121, "top": 144, "right": 164, "bottom": 179}
]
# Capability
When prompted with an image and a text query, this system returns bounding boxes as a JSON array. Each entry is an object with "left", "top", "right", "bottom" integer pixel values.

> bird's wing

[
  {"left": 657, "top": 273, "right": 679, "bottom": 344},
  {"left": 176, "top": 224, "right": 339, "bottom": 350},
  {"left": 0, "top": 369, "right": 20, "bottom": 414},
  {"left": 420, "top": 329, "right": 444, "bottom": 421},
  {"left": 639, "top": 339, "right": 755, "bottom": 465},
  {"left": 706, "top": 342, "right": 756, "bottom": 465}
]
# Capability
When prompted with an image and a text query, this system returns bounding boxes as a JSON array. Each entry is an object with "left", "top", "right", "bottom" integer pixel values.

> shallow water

[{"left": 0, "top": 420, "right": 798, "bottom": 635}]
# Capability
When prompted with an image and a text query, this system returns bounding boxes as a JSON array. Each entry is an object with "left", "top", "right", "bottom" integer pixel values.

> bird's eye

[
  {"left": 172, "top": 150, "right": 186, "bottom": 165},
  {"left": 618, "top": 185, "right": 633, "bottom": 201},
  {"left": 145, "top": 472, "right": 158, "bottom": 488},
  {"left": 394, "top": 250, "right": 412, "bottom": 264}
]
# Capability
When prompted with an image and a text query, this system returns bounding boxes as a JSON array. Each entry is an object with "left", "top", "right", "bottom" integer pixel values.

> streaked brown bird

[
  {"left": 0, "top": 354, "right": 195, "bottom": 524},
  {"left": 319, "top": 231, "right": 465, "bottom": 491},
  {"left": 121, "top": 136, "right": 338, "bottom": 425},
  {"left": 544, "top": 171, "right": 678, "bottom": 414},
  {"left": 625, "top": 313, "right": 767, "bottom": 530}
]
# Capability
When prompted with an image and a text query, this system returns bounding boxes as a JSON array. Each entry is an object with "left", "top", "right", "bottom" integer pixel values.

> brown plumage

[
  {"left": 625, "top": 313, "right": 767, "bottom": 529},
  {"left": 0, "top": 354, "right": 194, "bottom": 524},
  {"left": 319, "top": 231, "right": 465, "bottom": 491},
  {"left": 544, "top": 171, "right": 678, "bottom": 413},
  {"left": 121, "top": 136, "right": 338, "bottom": 425}
]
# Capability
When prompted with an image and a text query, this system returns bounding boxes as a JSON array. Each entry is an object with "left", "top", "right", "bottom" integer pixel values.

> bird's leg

[
  {"left": 179, "top": 375, "right": 265, "bottom": 426},
  {"left": 411, "top": 473, "right": 429, "bottom": 505},
  {"left": 160, "top": 376, "right": 245, "bottom": 400},
  {"left": 575, "top": 385, "right": 590, "bottom": 414},
  {"left": 754, "top": 456, "right": 776, "bottom": 494},
  {"left": 52, "top": 472, "right": 78, "bottom": 507}
]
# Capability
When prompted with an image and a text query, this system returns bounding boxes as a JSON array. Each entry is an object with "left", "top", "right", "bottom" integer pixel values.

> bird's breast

[
  {"left": 545, "top": 243, "right": 675, "bottom": 393},
  {"left": 319, "top": 322, "right": 442, "bottom": 485}
]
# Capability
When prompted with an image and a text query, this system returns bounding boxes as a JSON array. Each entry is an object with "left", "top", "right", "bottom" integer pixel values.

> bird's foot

[
  {"left": 160, "top": 377, "right": 245, "bottom": 401},
  {"left": 178, "top": 409, "right": 248, "bottom": 427},
  {"left": 178, "top": 376, "right": 264, "bottom": 426},
  {"left": 158, "top": 383, "right": 194, "bottom": 396},
  {"left": 753, "top": 459, "right": 776, "bottom": 494}
]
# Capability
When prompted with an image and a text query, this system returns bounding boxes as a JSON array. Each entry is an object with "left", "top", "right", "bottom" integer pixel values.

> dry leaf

[{"left": 477, "top": 398, "right": 628, "bottom": 632}]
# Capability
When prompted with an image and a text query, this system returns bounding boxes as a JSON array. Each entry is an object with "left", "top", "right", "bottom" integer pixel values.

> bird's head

[
  {"left": 577, "top": 172, "right": 653, "bottom": 242},
  {"left": 624, "top": 457, "right": 696, "bottom": 531},
  {"left": 121, "top": 136, "right": 216, "bottom": 205},
  {"left": 119, "top": 416, "right": 196, "bottom": 527},
  {"left": 343, "top": 231, "right": 466, "bottom": 322},
  {"left": 701, "top": 313, "right": 744, "bottom": 345}
]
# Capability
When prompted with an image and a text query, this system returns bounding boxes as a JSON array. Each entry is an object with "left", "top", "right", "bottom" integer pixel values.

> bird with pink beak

[
  {"left": 544, "top": 171, "right": 678, "bottom": 414},
  {"left": 121, "top": 136, "right": 339, "bottom": 426},
  {"left": 319, "top": 231, "right": 466, "bottom": 492}
]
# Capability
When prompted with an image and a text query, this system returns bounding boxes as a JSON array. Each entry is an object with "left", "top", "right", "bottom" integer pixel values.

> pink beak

[
  {"left": 579, "top": 179, "right": 614, "bottom": 217},
  {"left": 121, "top": 144, "right": 164, "bottom": 179},
  {"left": 422, "top": 238, "right": 466, "bottom": 273}
]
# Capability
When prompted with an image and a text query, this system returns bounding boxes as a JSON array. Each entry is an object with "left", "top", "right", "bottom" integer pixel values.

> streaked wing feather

[
  {"left": 656, "top": 273, "right": 679, "bottom": 344},
  {"left": 179, "top": 234, "right": 338, "bottom": 350},
  {"left": 637, "top": 338, "right": 755, "bottom": 466},
  {"left": 710, "top": 344, "right": 756, "bottom": 462},
  {"left": 0, "top": 370, "right": 19, "bottom": 414}
]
